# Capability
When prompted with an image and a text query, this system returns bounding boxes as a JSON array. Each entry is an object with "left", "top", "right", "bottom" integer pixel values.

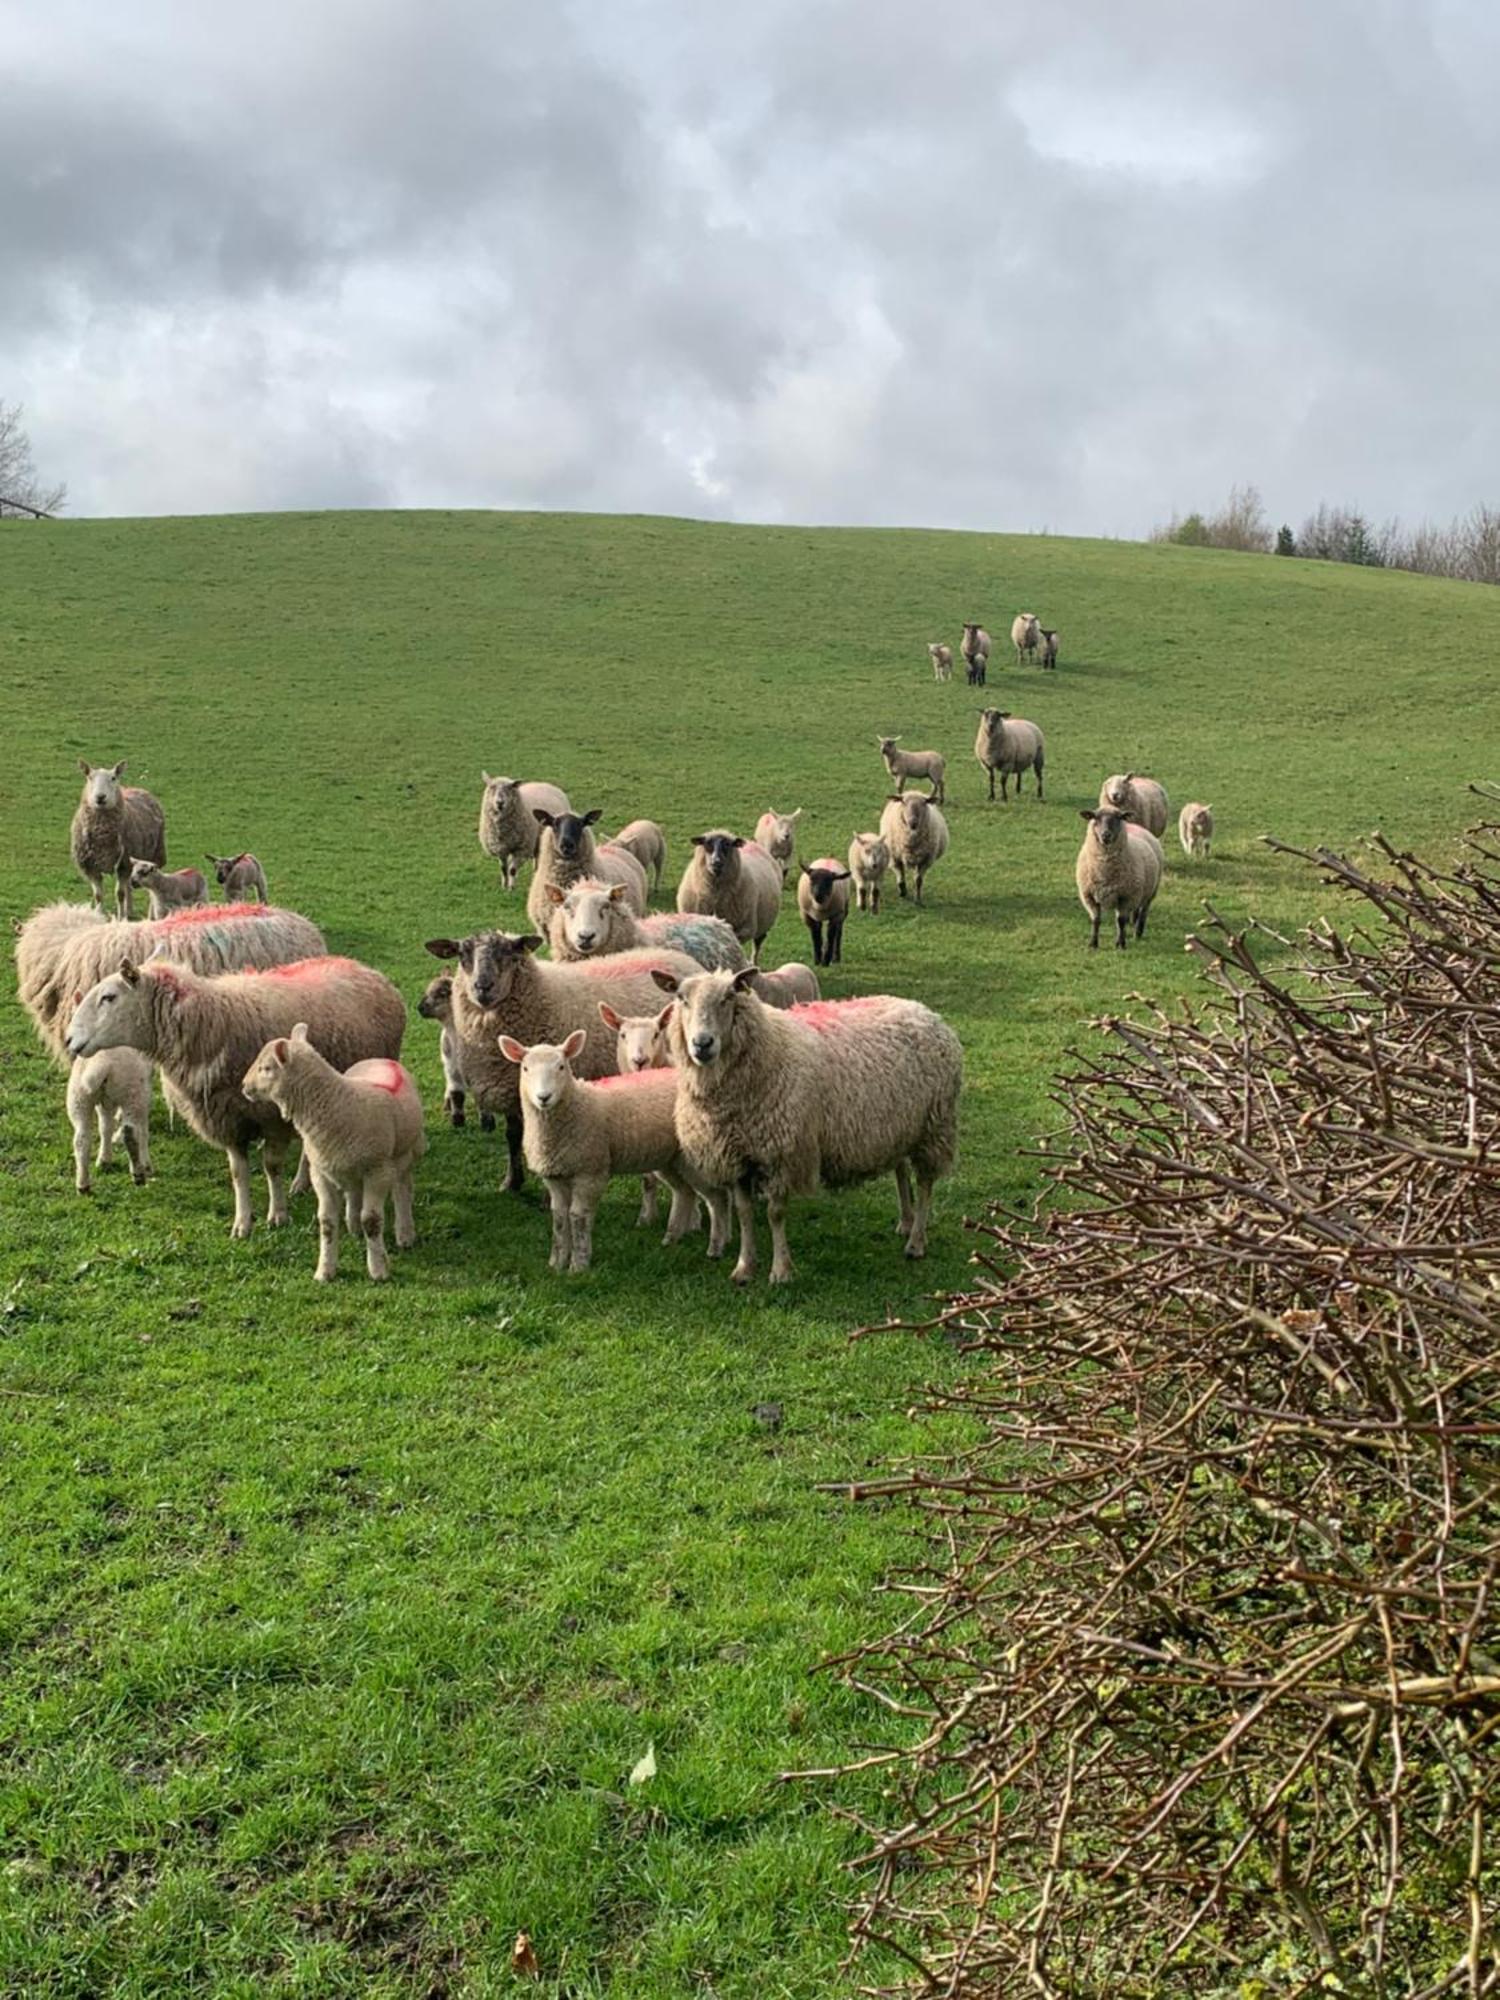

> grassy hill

[{"left": 1, "top": 510, "right": 1495, "bottom": 1996}]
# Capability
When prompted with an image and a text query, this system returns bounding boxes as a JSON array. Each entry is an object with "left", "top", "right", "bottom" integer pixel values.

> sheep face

[
  {"left": 498, "top": 1030, "right": 586, "bottom": 1111},
  {"left": 1103, "top": 777, "right": 1133, "bottom": 811},
  {"left": 651, "top": 966, "right": 758, "bottom": 1069},
  {"left": 561, "top": 882, "right": 627, "bottom": 954},
  {"left": 876, "top": 737, "right": 901, "bottom": 761},
  {"left": 80, "top": 761, "right": 127, "bottom": 810},
  {"left": 425, "top": 931, "right": 542, "bottom": 1010},
  {"left": 66, "top": 962, "right": 153, "bottom": 1059},
  {"left": 1081, "top": 808, "right": 1129, "bottom": 852},
  {"left": 801, "top": 864, "right": 851, "bottom": 912},
  {"left": 128, "top": 858, "right": 158, "bottom": 887},
  {"left": 535, "top": 809, "right": 601, "bottom": 861},
  {"left": 417, "top": 976, "right": 453, "bottom": 1022},
  {"left": 693, "top": 832, "right": 745, "bottom": 883},
  {"left": 893, "top": 794, "right": 932, "bottom": 837}
]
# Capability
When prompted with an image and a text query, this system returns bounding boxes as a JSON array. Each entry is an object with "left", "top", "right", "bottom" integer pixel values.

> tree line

[{"left": 1153, "top": 481, "right": 1500, "bottom": 586}]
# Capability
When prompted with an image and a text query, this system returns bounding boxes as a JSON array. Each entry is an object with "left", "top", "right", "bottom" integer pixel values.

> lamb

[
  {"left": 798, "top": 860, "right": 852, "bottom": 966},
  {"left": 877, "top": 737, "right": 946, "bottom": 803},
  {"left": 206, "top": 852, "right": 269, "bottom": 902},
  {"left": 65, "top": 954, "right": 406, "bottom": 1237},
  {"left": 129, "top": 859, "right": 208, "bottom": 918},
  {"left": 879, "top": 792, "right": 950, "bottom": 905},
  {"left": 478, "top": 774, "right": 573, "bottom": 889},
  {"left": 70, "top": 760, "right": 167, "bottom": 918},
  {"left": 748, "top": 963, "right": 822, "bottom": 1008},
  {"left": 547, "top": 879, "right": 747, "bottom": 972},
  {"left": 1178, "top": 801, "right": 1214, "bottom": 860},
  {"left": 611, "top": 818, "right": 667, "bottom": 892},
  {"left": 1076, "top": 808, "right": 1164, "bottom": 950},
  {"left": 418, "top": 974, "right": 494, "bottom": 1131},
  {"left": 66, "top": 1047, "right": 152, "bottom": 1195},
  {"left": 16, "top": 900, "right": 326, "bottom": 1064},
  {"left": 241, "top": 1024, "right": 425, "bottom": 1282},
  {"left": 651, "top": 967, "right": 963, "bottom": 1285},
  {"left": 499, "top": 1031, "right": 730, "bottom": 1270},
  {"left": 526, "top": 809, "right": 649, "bottom": 929},
  {"left": 961, "top": 624, "right": 990, "bottom": 685},
  {"left": 1011, "top": 612, "right": 1040, "bottom": 665},
  {"left": 422, "top": 931, "right": 705, "bottom": 1193},
  {"left": 753, "top": 808, "right": 803, "bottom": 881},
  {"left": 847, "top": 832, "right": 890, "bottom": 914},
  {"left": 927, "top": 643, "right": 953, "bottom": 682},
  {"left": 974, "top": 709, "right": 1046, "bottom": 802},
  {"left": 1099, "top": 773, "right": 1170, "bottom": 838},
  {"left": 598, "top": 997, "right": 677, "bottom": 1228},
  {"left": 675, "top": 831, "right": 781, "bottom": 961},
  {"left": 1039, "top": 628, "right": 1060, "bottom": 670}
]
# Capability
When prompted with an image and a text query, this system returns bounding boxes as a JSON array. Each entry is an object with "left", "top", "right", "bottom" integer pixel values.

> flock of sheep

[{"left": 18, "top": 659, "right": 1215, "bottom": 1289}]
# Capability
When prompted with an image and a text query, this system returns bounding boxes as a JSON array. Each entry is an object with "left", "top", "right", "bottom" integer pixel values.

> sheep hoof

[
  {"left": 75, "top": 1182, "right": 93, "bottom": 1196},
  {"left": 905, "top": 1242, "right": 927, "bottom": 1260},
  {"left": 230, "top": 1220, "right": 253, "bottom": 1239},
  {"left": 396, "top": 1231, "right": 416, "bottom": 1251},
  {"left": 731, "top": 1264, "right": 753, "bottom": 1286},
  {"left": 131, "top": 1171, "right": 149, "bottom": 1187},
  {"left": 268, "top": 1209, "right": 290, "bottom": 1229},
  {"left": 769, "top": 1265, "right": 794, "bottom": 1285}
]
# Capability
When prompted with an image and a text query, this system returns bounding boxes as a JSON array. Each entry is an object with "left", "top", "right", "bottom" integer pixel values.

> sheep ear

[
  {"left": 544, "top": 884, "right": 566, "bottom": 906},
  {"left": 532, "top": 808, "right": 554, "bottom": 827},
  {"left": 834, "top": 869, "right": 851, "bottom": 881},
  {"left": 290, "top": 1021, "right": 310, "bottom": 1042},
  {"left": 119, "top": 958, "right": 141, "bottom": 984},
  {"left": 518, "top": 934, "right": 544, "bottom": 954},
  {"left": 731, "top": 966, "right": 759, "bottom": 994},
  {"left": 731, "top": 836, "right": 745, "bottom": 849},
  {"left": 608, "top": 883, "right": 627, "bottom": 902},
  {"left": 598, "top": 1002, "right": 623, "bottom": 1030},
  {"left": 651, "top": 969, "right": 681, "bottom": 994},
  {"left": 789, "top": 808, "right": 802, "bottom": 822},
  {"left": 562, "top": 1028, "right": 587, "bottom": 1060},
  {"left": 887, "top": 794, "right": 904, "bottom": 804},
  {"left": 799, "top": 862, "right": 811, "bottom": 875},
  {"left": 691, "top": 835, "right": 706, "bottom": 848},
  {"left": 78, "top": 758, "right": 93, "bottom": 776},
  {"left": 654, "top": 1000, "right": 675, "bottom": 1029},
  {"left": 111, "top": 761, "right": 126, "bottom": 777},
  {"left": 498, "top": 1036, "right": 526, "bottom": 1064},
  {"left": 1079, "top": 810, "right": 1096, "bottom": 822},
  {"left": 481, "top": 770, "right": 494, "bottom": 785},
  {"left": 424, "top": 938, "right": 461, "bottom": 959},
  {"left": 582, "top": 809, "right": 603, "bottom": 827}
]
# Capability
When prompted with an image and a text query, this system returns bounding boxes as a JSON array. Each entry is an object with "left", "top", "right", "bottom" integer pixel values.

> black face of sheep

[
  {"left": 533, "top": 809, "right": 602, "bottom": 861},
  {"left": 417, "top": 976, "right": 452, "bottom": 1020},
  {"left": 802, "top": 865, "right": 849, "bottom": 911},
  {"left": 1080, "top": 808, "right": 1129, "bottom": 850},
  {"left": 425, "top": 931, "right": 542, "bottom": 1008},
  {"left": 694, "top": 833, "right": 745, "bottom": 881}
]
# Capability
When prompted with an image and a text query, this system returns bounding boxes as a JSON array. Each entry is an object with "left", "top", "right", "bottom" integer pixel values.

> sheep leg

[
  {"left": 987, "top": 766, "right": 995, "bottom": 801},
  {"left": 121, "top": 1117, "right": 151, "bottom": 1186},
  {"left": 805, "top": 916, "right": 823, "bottom": 966},
  {"left": 115, "top": 867, "right": 134, "bottom": 922},
  {"left": 504, "top": 1113, "right": 526, "bottom": 1192},
  {"left": 1088, "top": 903, "right": 1101, "bottom": 950},
  {"left": 87, "top": 873, "right": 105, "bottom": 914},
  {"left": 70, "top": 1095, "right": 94, "bottom": 1194},
  {"left": 766, "top": 1190, "right": 795, "bottom": 1285},
  {"left": 227, "top": 1146, "right": 256, "bottom": 1238},
  {"left": 1115, "top": 908, "right": 1129, "bottom": 950},
  {"left": 731, "top": 1183, "right": 758, "bottom": 1285},
  {"left": 895, "top": 862, "right": 908, "bottom": 899},
  {"left": 345, "top": 1189, "right": 360, "bottom": 1235},
  {"left": 95, "top": 1103, "right": 116, "bottom": 1169},
  {"left": 263, "top": 1141, "right": 292, "bottom": 1227},
  {"left": 636, "top": 1172, "right": 660, "bottom": 1228},
  {"left": 873, "top": 884, "right": 881, "bottom": 914},
  {"left": 480, "top": 1111, "right": 496, "bottom": 1133},
  {"left": 289, "top": 1150, "right": 312, "bottom": 1198},
  {"left": 661, "top": 1174, "right": 699, "bottom": 1246},
  {"left": 702, "top": 1187, "right": 730, "bottom": 1259},
  {"left": 1035, "top": 761, "right": 1044, "bottom": 802},
  {"left": 312, "top": 1167, "right": 342, "bottom": 1282},
  {"left": 1135, "top": 903, "right": 1149, "bottom": 939},
  {"left": 568, "top": 1177, "right": 605, "bottom": 1272},
  {"left": 906, "top": 1174, "right": 935, "bottom": 1259},
  {"left": 392, "top": 1166, "right": 416, "bottom": 1250},
  {"left": 361, "top": 1174, "right": 392, "bottom": 1281},
  {"left": 829, "top": 917, "right": 844, "bottom": 964},
  {"left": 894, "top": 1161, "right": 915, "bottom": 1238},
  {"left": 914, "top": 867, "right": 926, "bottom": 906},
  {"left": 545, "top": 1178, "right": 573, "bottom": 1271},
  {"left": 445, "top": 1088, "right": 466, "bottom": 1128}
]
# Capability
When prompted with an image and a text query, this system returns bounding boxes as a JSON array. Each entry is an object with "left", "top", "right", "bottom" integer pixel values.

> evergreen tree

[{"left": 1275, "top": 524, "right": 1296, "bottom": 557}]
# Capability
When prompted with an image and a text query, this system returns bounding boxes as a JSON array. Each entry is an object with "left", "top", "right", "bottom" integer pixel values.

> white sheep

[
  {"left": 748, "top": 963, "right": 822, "bottom": 1008},
  {"left": 418, "top": 973, "right": 494, "bottom": 1131},
  {"left": 206, "top": 852, "right": 269, "bottom": 902},
  {"left": 499, "top": 1031, "right": 730, "bottom": 1270},
  {"left": 675, "top": 832, "right": 781, "bottom": 961},
  {"left": 66, "top": 1046, "right": 152, "bottom": 1194},
  {"left": 598, "top": 997, "right": 676, "bottom": 1228},
  {"left": 478, "top": 774, "right": 572, "bottom": 889},
  {"left": 1039, "top": 628, "right": 1060, "bottom": 670},
  {"left": 611, "top": 818, "right": 667, "bottom": 893},
  {"left": 927, "top": 643, "right": 953, "bottom": 682},
  {"left": 547, "top": 880, "right": 747, "bottom": 971},
  {"left": 65, "top": 953, "right": 406, "bottom": 1237},
  {"left": 753, "top": 809, "right": 803, "bottom": 881},
  {"left": 879, "top": 792, "right": 950, "bottom": 904},
  {"left": 797, "top": 860, "right": 852, "bottom": 966},
  {"left": 1178, "top": 801, "right": 1214, "bottom": 859},
  {"left": 651, "top": 968, "right": 963, "bottom": 1284},
  {"left": 1099, "top": 773, "right": 1170, "bottom": 839},
  {"left": 129, "top": 859, "right": 208, "bottom": 918},
  {"left": 877, "top": 736, "right": 946, "bottom": 803},
  {"left": 70, "top": 760, "right": 167, "bottom": 919},
  {"left": 526, "top": 809, "right": 649, "bottom": 929},
  {"left": 241, "top": 1023, "right": 426, "bottom": 1282},
  {"left": 961, "top": 624, "right": 990, "bottom": 685},
  {"left": 1011, "top": 612, "right": 1040, "bottom": 665},
  {"left": 974, "top": 709, "right": 1046, "bottom": 802},
  {"left": 847, "top": 832, "right": 890, "bottom": 914},
  {"left": 1076, "top": 807, "right": 1164, "bottom": 949}
]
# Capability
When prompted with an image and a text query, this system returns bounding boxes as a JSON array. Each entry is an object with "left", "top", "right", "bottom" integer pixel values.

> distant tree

[
  {"left": 1344, "top": 512, "right": 1383, "bottom": 567},
  {"left": 1169, "top": 511, "right": 1210, "bottom": 547},
  {"left": 0, "top": 403, "right": 65, "bottom": 518},
  {"left": 1206, "top": 483, "right": 1273, "bottom": 554},
  {"left": 1275, "top": 524, "right": 1296, "bottom": 557}
]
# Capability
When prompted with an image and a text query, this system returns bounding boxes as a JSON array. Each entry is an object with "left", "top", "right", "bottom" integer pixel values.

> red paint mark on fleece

[
  {"left": 808, "top": 856, "right": 844, "bottom": 873},
  {"left": 153, "top": 901, "right": 268, "bottom": 932},
  {"left": 789, "top": 996, "right": 886, "bottom": 1033},
  {"left": 248, "top": 955, "right": 358, "bottom": 984},
  {"left": 355, "top": 1060, "right": 408, "bottom": 1095},
  {"left": 145, "top": 963, "right": 190, "bottom": 999},
  {"left": 591, "top": 1069, "right": 672, "bottom": 1091}
]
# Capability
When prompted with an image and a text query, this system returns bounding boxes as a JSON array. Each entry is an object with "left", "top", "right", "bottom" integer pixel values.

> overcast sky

[{"left": 5, "top": 0, "right": 1498, "bottom": 533}]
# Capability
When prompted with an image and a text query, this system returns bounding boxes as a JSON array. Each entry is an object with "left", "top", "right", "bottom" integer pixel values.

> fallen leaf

[
  {"left": 511, "top": 1931, "right": 539, "bottom": 1979},
  {"left": 629, "top": 1743, "right": 657, "bottom": 1786}
]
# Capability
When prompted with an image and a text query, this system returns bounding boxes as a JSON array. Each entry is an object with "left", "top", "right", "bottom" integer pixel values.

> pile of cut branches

[{"left": 811, "top": 810, "right": 1500, "bottom": 1997}]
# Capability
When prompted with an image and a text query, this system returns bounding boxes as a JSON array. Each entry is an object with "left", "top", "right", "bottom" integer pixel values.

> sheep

[
  {"left": 675, "top": 831, "right": 781, "bottom": 962},
  {"left": 797, "top": 860, "right": 852, "bottom": 966},
  {"left": 206, "top": 852, "right": 269, "bottom": 902},
  {"left": 526, "top": 809, "right": 649, "bottom": 929},
  {"left": 974, "top": 709, "right": 1046, "bottom": 802},
  {"left": 1039, "top": 628, "right": 1060, "bottom": 670},
  {"left": 877, "top": 737, "right": 946, "bottom": 803},
  {"left": 961, "top": 624, "right": 990, "bottom": 685},
  {"left": 478, "top": 774, "right": 572, "bottom": 889},
  {"left": 499, "top": 1031, "right": 730, "bottom": 1270},
  {"left": 65, "top": 954, "right": 406, "bottom": 1238},
  {"left": 611, "top": 818, "right": 667, "bottom": 892},
  {"left": 241, "top": 1023, "right": 425, "bottom": 1282},
  {"left": 66, "top": 1047, "right": 152, "bottom": 1195},
  {"left": 547, "top": 879, "right": 747, "bottom": 972},
  {"left": 129, "top": 859, "right": 208, "bottom": 919},
  {"left": 598, "top": 997, "right": 677, "bottom": 1228},
  {"left": 16, "top": 900, "right": 327, "bottom": 1065},
  {"left": 927, "top": 643, "right": 953, "bottom": 682},
  {"left": 1011, "top": 612, "right": 1040, "bottom": 665},
  {"left": 650, "top": 967, "right": 962, "bottom": 1285},
  {"left": 1179, "top": 801, "right": 1214, "bottom": 860},
  {"left": 753, "top": 808, "right": 803, "bottom": 881},
  {"left": 847, "top": 832, "right": 890, "bottom": 914},
  {"left": 748, "top": 963, "right": 822, "bottom": 1008},
  {"left": 879, "top": 793, "right": 950, "bottom": 905},
  {"left": 1076, "top": 808, "right": 1164, "bottom": 950},
  {"left": 70, "top": 760, "right": 167, "bottom": 919},
  {"left": 422, "top": 931, "right": 705, "bottom": 1193},
  {"left": 418, "top": 974, "right": 495, "bottom": 1131},
  {"left": 1099, "top": 773, "right": 1170, "bottom": 839}
]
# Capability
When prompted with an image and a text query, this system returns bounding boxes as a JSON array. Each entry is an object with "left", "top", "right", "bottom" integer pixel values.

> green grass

[{"left": 1, "top": 510, "right": 1496, "bottom": 1996}]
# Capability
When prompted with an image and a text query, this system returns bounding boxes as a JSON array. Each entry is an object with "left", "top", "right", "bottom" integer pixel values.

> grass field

[{"left": 2, "top": 510, "right": 1497, "bottom": 1997}]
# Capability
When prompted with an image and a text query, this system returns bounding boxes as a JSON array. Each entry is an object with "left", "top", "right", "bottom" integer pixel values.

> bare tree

[{"left": 0, "top": 403, "right": 66, "bottom": 518}]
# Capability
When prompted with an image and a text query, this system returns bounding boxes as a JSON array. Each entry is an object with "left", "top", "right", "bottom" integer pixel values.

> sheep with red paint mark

[
  {"left": 241, "top": 1024, "right": 426, "bottom": 1281},
  {"left": 651, "top": 967, "right": 963, "bottom": 1285},
  {"left": 526, "top": 809, "right": 649, "bottom": 929},
  {"left": 499, "top": 1030, "right": 730, "bottom": 1270},
  {"left": 65, "top": 954, "right": 405, "bottom": 1238}
]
